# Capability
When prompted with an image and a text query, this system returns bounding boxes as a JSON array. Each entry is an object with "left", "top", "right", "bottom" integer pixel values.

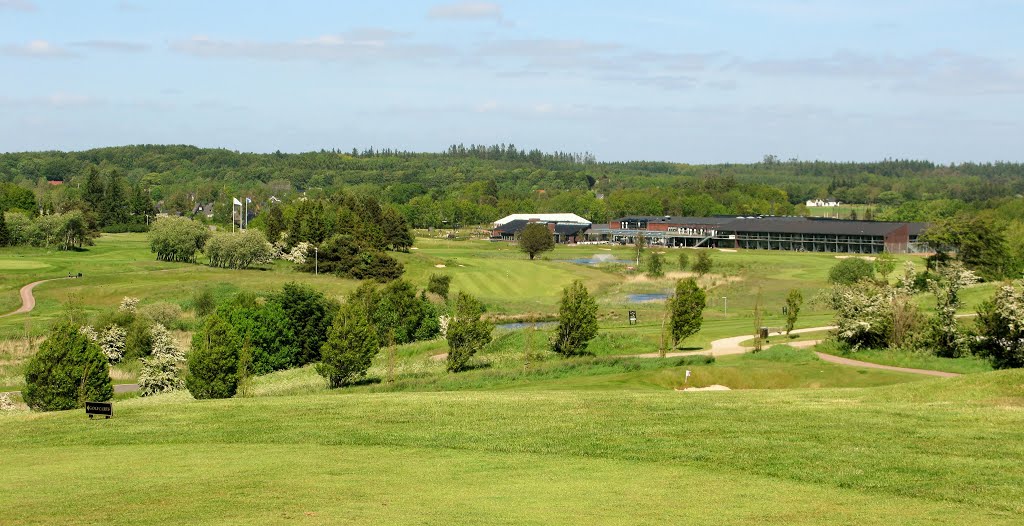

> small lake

[
  {"left": 565, "top": 254, "right": 632, "bottom": 265},
  {"left": 496, "top": 321, "right": 557, "bottom": 330},
  {"left": 627, "top": 293, "right": 670, "bottom": 302}
]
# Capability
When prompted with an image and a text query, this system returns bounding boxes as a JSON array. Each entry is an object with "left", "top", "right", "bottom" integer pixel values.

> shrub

[
  {"left": 139, "top": 301, "right": 184, "bottom": 329},
  {"left": 427, "top": 274, "right": 452, "bottom": 299},
  {"left": 98, "top": 324, "right": 127, "bottom": 364},
  {"left": 216, "top": 292, "right": 299, "bottom": 375},
  {"left": 148, "top": 216, "right": 209, "bottom": 263},
  {"left": 192, "top": 288, "right": 216, "bottom": 317},
  {"left": 316, "top": 304, "right": 380, "bottom": 388},
  {"left": 351, "top": 280, "right": 440, "bottom": 346},
  {"left": 446, "top": 293, "right": 493, "bottom": 372},
  {"left": 186, "top": 314, "right": 241, "bottom": 399},
  {"left": 301, "top": 234, "right": 404, "bottom": 281},
  {"left": 677, "top": 252, "right": 689, "bottom": 271},
  {"left": 973, "top": 283, "right": 1024, "bottom": 369},
  {"left": 828, "top": 258, "right": 875, "bottom": 285},
  {"left": 138, "top": 323, "right": 185, "bottom": 396},
  {"left": 267, "top": 282, "right": 339, "bottom": 366},
  {"left": 204, "top": 229, "right": 276, "bottom": 269},
  {"left": 551, "top": 281, "right": 598, "bottom": 356},
  {"left": 647, "top": 252, "right": 665, "bottom": 278},
  {"left": 124, "top": 317, "right": 154, "bottom": 361},
  {"left": 693, "top": 251, "right": 713, "bottom": 276},
  {"left": 23, "top": 323, "right": 113, "bottom": 411},
  {"left": 119, "top": 296, "right": 140, "bottom": 313}
]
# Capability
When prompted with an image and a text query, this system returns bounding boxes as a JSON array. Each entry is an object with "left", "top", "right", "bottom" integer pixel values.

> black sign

[
  {"left": 628, "top": 310, "right": 637, "bottom": 325},
  {"left": 85, "top": 401, "right": 112, "bottom": 419}
]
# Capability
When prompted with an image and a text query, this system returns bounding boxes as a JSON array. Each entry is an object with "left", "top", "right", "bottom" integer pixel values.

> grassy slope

[{"left": 2, "top": 370, "right": 1022, "bottom": 525}]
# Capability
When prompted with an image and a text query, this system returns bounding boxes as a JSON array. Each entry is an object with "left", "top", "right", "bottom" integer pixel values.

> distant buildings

[
  {"left": 492, "top": 213, "right": 930, "bottom": 254},
  {"left": 805, "top": 198, "right": 840, "bottom": 207}
]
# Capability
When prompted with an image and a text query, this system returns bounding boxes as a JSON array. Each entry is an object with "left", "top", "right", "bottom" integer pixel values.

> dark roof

[
  {"left": 720, "top": 217, "right": 906, "bottom": 236},
  {"left": 554, "top": 223, "right": 589, "bottom": 236},
  {"left": 612, "top": 216, "right": 738, "bottom": 226},
  {"left": 493, "top": 219, "right": 532, "bottom": 234}
]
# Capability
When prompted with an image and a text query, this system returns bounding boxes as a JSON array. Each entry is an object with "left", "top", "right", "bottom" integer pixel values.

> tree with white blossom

[
  {"left": 138, "top": 323, "right": 185, "bottom": 396},
  {"left": 973, "top": 282, "right": 1024, "bottom": 369}
]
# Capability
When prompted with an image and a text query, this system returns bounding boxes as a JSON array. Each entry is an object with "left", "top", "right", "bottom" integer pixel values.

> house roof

[
  {"left": 719, "top": 217, "right": 909, "bottom": 236},
  {"left": 494, "top": 213, "right": 590, "bottom": 226}
]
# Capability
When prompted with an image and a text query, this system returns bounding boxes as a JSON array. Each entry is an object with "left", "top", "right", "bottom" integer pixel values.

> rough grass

[{"left": 815, "top": 341, "right": 994, "bottom": 375}]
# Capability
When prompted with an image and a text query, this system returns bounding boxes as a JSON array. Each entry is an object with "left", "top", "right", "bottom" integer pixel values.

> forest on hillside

[{"left": 2, "top": 144, "right": 1024, "bottom": 230}]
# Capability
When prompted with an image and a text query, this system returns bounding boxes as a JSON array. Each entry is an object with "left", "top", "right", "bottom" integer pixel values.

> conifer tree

[{"left": 551, "top": 281, "right": 598, "bottom": 356}]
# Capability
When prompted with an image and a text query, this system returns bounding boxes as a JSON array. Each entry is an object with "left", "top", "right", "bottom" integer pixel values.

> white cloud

[
  {"left": 428, "top": 2, "right": 504, "bottom": 22},
  {"left": 72, "top": 40, "right": 150, "bottom": 52},
  {"left": 0, "top": 0, "right": 36, "bottom": 12},
  {"left": 0, "top": 40, "right": 76, "bottom": 58},
  {"left": 170, "top": 29, "right": 452, "bottom": 62}
]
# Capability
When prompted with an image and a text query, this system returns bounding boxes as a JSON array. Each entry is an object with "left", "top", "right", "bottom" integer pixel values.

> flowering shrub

[
  {"left": 138, "top": 323, "right": 185, "bottom": 396},
  {"left": 280, "top": 242, "right": 311, "bottom": 264},
  {"left": 119, "top": 296, "right": 140, "bottom": 313},
  {"left": 0, "top": 392, "right": 15, "bottom": 411},
  {"left": 974, "top": 283, "right": 1024, "bottom": 369},
  {"left": 98, "top": 325, "right": 127, "bottom": 364}
]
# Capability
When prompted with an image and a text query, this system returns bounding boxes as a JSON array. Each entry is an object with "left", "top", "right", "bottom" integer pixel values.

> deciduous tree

[
  {"left": 551, "top": 281, "right": 598, "bottom": 356},
  {"left": 518, "top": 223, "right": 555, "bottom": 260},
  {"left": 446, "top": 292, "right": 493, "bottom": 372},
  {"left": 669, "top": 278, "right": 705, "bottom": 347}
]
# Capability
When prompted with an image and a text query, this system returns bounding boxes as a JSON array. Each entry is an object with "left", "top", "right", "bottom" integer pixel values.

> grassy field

[{"left": 1, "top": 367, "right": 1022, "bottom": 525}]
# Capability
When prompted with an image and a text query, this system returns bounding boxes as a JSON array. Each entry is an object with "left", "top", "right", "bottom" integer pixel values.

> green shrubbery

[
  {"left": 551, "top": 281, "right": 598, "bottom": 356},
  {"left": 23, "top": 323, "right": 114, "bottom": 411},
  {"left": 446, "top": 293, "right": 493, "bottom": 372},
  {"left": 316, "top": 304, "right": 380, "bottom": 388},
  {"left": 186, "top": 314, "right": 241, "bottom": 399},
  {"left": 828, "top": 258, "right": 875, "bottom": 285}
]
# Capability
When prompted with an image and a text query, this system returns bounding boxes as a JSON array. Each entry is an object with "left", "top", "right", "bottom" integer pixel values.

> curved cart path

[
  {"left": 0, "top": 278, "right": 68, "bottom": 318},
  {"left": 431, "top": 324, "right": 961, "bottom": 378}
]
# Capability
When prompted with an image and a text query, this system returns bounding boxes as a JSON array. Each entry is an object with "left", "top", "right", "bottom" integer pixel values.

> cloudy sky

[{"left": 2, "top": 0, "right": 1023, "bottom": 162}]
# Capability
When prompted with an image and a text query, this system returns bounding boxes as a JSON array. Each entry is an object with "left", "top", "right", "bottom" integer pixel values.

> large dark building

[{"left": 585, "top": 216, "right": 930, "bottom": 254}]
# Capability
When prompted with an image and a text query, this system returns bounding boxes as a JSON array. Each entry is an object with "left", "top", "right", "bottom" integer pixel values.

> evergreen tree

[
  {"left": 551, "top": 281, "right": 598, "bottom": 356},
  {"left": 264, "top": 204, "right": 285, "bottom": 243},
  {"left": 82, "top": 166, "right": 105, "bottom": 214},
  {"left": 446, "top": 292, "right": 493, "bottom": 372},
  {"left": 100, "top": 170, "right": 130, "bottom": 227},
  {"left": 129, "top": 182, "right": 154, "bottom": 224},
  {"left": 23, "top": 322, "right": 113, "bottom": 411},
  {"left": 316, "top": 304, "right": 380, "bottom": 388},
  {"left": 186, "top": 314, "right": 241, "bottom": 399},
  {"left": 669, "top": 278, "right": 705, "bottom": 347}
]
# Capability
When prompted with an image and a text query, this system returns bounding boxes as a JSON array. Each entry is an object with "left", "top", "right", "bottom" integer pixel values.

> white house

[
  {"left": 806, "top": 198, "right": 840, "bottom": 208},
  {"left": 493, "top": 213, "right": 591, "bottom": 227}
]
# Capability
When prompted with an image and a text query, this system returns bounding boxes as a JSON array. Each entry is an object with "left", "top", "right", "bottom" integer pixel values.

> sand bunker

[
  {"left": 678, "top": 384, "right": 731, "bottom": 392},
  {"left": 434, "top": 264, "right": 446, "bottom": 268}
]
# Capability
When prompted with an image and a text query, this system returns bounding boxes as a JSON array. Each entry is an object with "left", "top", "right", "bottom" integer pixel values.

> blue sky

[{"left": 2, "top": 0, "right": 1023, "bottom": 162}]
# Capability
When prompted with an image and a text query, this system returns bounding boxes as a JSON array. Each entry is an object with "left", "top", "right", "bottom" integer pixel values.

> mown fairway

[{"left": 2, "top": 370, "right": 1022, "bottom": 525}]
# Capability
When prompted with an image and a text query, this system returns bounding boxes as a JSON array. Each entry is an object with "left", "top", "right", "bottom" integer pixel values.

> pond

[
  {"left": 627, "top": 293, "right": 670, "bottom": 302},
  {"left": 565, "top": 254, "right": 632, "bottom": 265},
  {"left": 495, "top": 321, "right": 557, "bottom": 330}
]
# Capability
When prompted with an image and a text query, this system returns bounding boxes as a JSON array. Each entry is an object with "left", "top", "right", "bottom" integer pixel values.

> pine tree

[
  {"left": 551, "top": 281, "right": 598, "bottom": 356},
  {"left": 316, "top": 304, "right": 380, "bottom": 388},
  {"left": 23, "top": 323, "right": 113, "bottom": 411},
  {"left": 669, "top": 278, "right": 705, "bottom": 347},
  {"left": 186, "top": 314, "right": 241, "bottom": 399},
  {"left": 446, "top": 292, "right": 493, "bottom": 372}
]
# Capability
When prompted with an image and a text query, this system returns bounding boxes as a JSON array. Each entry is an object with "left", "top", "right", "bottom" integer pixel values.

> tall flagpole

[
  {"left": 231, "top": 198, "right": 235, "bottom": 233},
  {"left": 244, "top": 198, "right": 247, "bottom": 230}
]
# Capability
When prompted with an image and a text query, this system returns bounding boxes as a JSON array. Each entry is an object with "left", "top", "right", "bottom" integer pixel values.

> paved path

[
  {"left": 0, "top": 278, "right": 68, "bottom": 318},
  {"left": 630, "top": 326, "right": 837, "bottom": 359}
]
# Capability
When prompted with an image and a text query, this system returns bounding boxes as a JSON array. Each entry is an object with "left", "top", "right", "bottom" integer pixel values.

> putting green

[{"left": 0, "top": 260, "right": 51, "bottom": 270}]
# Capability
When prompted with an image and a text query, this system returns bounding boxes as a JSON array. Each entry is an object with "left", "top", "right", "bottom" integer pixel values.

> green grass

[{"left": 2, "top": 370, "right": 1022, "bottom": 524}]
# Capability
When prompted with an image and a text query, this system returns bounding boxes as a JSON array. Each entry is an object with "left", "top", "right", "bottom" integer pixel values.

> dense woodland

[{"left": 2, "top": 144, "right": 1024, "bottom": 270}]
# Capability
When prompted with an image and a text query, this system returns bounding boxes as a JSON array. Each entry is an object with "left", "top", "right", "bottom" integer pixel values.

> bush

[
  {"left": 316, "top": 304, "right": 380, "bottom": 388},
  {"left": 693, "top": 251, "right": 713, "bottom": 276},
  {"left": 268, "top": 282, "right": 339, "bottom": 366},
  {"left": 551, "top": 281, "right": 598, "bottom": 356},
  {"left": 427, "top": 274, "right": 452, "bottom": 299},
  {"left": 23, "top": 323, "right": 113, "bottom": 411},
  {"left": 677, "top": 252, "right": 689, "bottom": 271},
  {"left": 139, "top": 301, "right": 184, "bottom": 329},
  {"left": 973, "top": 284, "right": 1024, "bottom": 369},
  {"left": 138, "top": 323, "right": 185, "bottom": 396},
  {"left": 646, "top": 252, "right": 665, "bottom": 278},
  {"left": 204, "top": 229, "right": 276, "bottom": 269},
  {"left": 301, "top": 234, "right": 404, "bottom": 282},
  {"left": 148, "top": 216, "right": 209, "bottom": 263},
  {"left": 828, "top": 258, "right": 875, "bottom": 285},
  {"left": 216, "top": 292, "right": 299, "bottom": 375},
  {"left": 186, "top": 314, "right": 241, "bottom": 399},
  {"left": 446, "top": 293, "right": 493, "bottom": 372},
  {"left": 351, "top": 280, "right": 439, "bottom": 346},
  {"left": 192, "top": 288, "right": 216, "bottom": 317}
]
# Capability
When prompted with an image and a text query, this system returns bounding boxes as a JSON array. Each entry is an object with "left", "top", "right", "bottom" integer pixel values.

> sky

[{"left": 2, "top": 0, "right": 1023, "bottom": 163}]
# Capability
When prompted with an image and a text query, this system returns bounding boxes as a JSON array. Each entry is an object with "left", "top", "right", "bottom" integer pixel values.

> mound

[{"left": 866, "top": 369, "right": 1024, "bottom": 404}]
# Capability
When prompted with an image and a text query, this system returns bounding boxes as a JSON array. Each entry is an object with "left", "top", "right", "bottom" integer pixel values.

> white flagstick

[{"left": 685, "top": 369, "right": 691, "bottom": 385}]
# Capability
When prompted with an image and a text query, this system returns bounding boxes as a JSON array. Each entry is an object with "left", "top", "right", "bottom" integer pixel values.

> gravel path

[
  {"left": 0, "top": 278, "right": 68, "bottom": 318},
  {"left": 814, "top": 353, "right": 960, "bottom": 377}
]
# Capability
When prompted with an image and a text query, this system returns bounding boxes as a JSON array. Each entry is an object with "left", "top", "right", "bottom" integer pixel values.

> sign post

[{"left": 85, "top": 401, "right": 112, "bottom": 419}]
